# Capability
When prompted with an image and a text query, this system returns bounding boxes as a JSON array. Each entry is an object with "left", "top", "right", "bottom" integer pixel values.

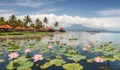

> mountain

[{"left": 64, "top": 24, "right": 107, "bottom": 31}]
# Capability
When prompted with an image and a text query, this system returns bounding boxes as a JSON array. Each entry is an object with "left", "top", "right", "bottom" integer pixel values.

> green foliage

[
  {"left": 6, "top": 56, "right": 33, "bottom": 70},
  {"left": 0, "top": 59, "right": 4, "bottom": 63},
  {"left": 40, "top": 59, "right": 66, "bottom": 69},
  {"left": 63, "top": 63, "right": 83, "bottom": 70}
]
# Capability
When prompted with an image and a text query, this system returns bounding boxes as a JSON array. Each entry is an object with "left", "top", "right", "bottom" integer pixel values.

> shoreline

[{"left": 0, "top": 31, "right": 65, "bottom": 40}]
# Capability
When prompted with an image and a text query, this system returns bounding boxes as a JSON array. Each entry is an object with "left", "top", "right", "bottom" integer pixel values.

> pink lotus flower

[
  {"left": 48, "top": 45, "right": 53, "bottom": 49},
  {"left": 82, "top": 47, "right": 88, "bottom": 51},
  {"left": 94, "top": 56, "right": 104, "bottom": 63},
  {"left": 67, "top": 42, "right": 72, "bottom": 46},
  {"left": 25, "top": 49, "right": 31, "bottom": 54},
  {"left": 8, "top": 52, "right": 19, "bottom": 60},
  {"left": 32, "top": 54, "right": 43, "bottom": 62}
]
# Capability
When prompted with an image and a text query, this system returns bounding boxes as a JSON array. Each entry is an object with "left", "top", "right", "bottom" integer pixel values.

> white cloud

[
  {"left": 96, "top": 8, "right": 120, "bottom": 16},
  {"left": 1, "top": 13, "right": 120, "bottom": 31},
  {"left": 17, "top": 14, "right": 120, "bottom": 31}
]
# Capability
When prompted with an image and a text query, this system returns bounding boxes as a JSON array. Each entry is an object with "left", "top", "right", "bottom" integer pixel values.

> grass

[{"left": 0, "top": 31, "right": 51, "bottom": 36}]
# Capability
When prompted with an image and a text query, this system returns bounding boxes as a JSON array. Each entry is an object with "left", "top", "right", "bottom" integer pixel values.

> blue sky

[{"left": 0, "top": 0, "right": 120, "bottom": 30}]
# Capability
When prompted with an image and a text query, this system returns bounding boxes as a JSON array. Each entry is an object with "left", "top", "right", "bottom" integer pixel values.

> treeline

[{"left": 0, "top": 15, "right": 59, "bottom": 29}]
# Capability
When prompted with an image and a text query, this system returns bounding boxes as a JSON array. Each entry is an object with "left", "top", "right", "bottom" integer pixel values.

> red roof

[
  {"left": 0, "top": 25, "right": 13, "bottom": 29},
  {"left": 14, "top": 26, "right": 26, "bottom": 30},
  {"left": 48, "top": 26, "right": 54, "bottom": 30},
  {"left": 40, "top": 27, "right": 46, "bottom": 31},
  {"left": 59, "top": 26, "right": 64, "bottom": 30},
  {"left": 27, "top": 27, "right": 35, "bottom": 30}
]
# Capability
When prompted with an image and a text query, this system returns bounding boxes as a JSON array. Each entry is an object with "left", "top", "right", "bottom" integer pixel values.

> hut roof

[
  {"left": 27, "top": 27, "right": 35, "bottom": 30},
  {"left": 40, "top": 27, "right": 46, "bottom": 31},
  {"left": 59, "top": 26, "right": 64, "bottom": 30},
  {"left": 15, "top": 26, "right": 26, "bottom": 30},
  {"left": 0, "top": 25, "right": 13, "bottom": 29}
]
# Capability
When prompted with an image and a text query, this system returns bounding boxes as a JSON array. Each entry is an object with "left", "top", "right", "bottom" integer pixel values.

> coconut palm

[
  {"left": 54, "top": 21, "right": 59, "bottom": 30},
  {"left": 35, "top": 18, "right": 42, "bottom": 29},
  {"left": 23, "top": 15, "right": 32, "bottom": 27},
  {"left": 43, "top": 17, "right": 48, "bottom": 28},
  {"left": 8, "top": 15, "right": 17, "bottom": 28},
  {"left": 0, "top": 17, "right": 5, "bottom": 25}
]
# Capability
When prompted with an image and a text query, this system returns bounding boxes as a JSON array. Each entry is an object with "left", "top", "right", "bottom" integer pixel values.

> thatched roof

[
  {"left": 27, "top": 27, "right": 35, "bottom": 30},
  {"left": 0, "top": 25, "right": 13, "bottom": 29}
]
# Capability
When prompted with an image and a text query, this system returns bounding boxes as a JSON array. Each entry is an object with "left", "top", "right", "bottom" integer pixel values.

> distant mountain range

[{"left": 64, "top": 24, "right": 108, "bottom": 31}]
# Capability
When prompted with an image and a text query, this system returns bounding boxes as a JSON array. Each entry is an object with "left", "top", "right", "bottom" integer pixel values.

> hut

[
  {"left": 39, "top": 27, "right": 46, "bottom": 32},
  {"left": 27, "top": 27, "right": 36, "bottom": 31},
  {"left": 0, "top": 25, "right": 13, "bottom": 32},
  {"left": 48, "top": 26, "right": 55, "bottom": 32},
  {"left": 59, "top": 26, "right": 65, "bottom": 32},
  {"left": 14, "top": 26, "right": 26, "bottom": 31}
]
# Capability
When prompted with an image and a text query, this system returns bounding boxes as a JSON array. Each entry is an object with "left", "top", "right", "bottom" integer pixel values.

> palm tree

[
  {"left": 43, "top": 17, "right": 48, "bottom": 28},
  {"left": 43, "top": 17, "right": 48, "bottom": 24},
  {"left": 23, "top": 15, "right": 32, "bottom": 27},
  {"left": 17, "top": 19, "right": 24, "bottom": 27},
  {"left": 35, "top": 18, "right": 42, "bottom": 29},
  {"left": 54, "top": 21, "right": 59, "bottom": 30},
  {"left": 0, "top": 17, "right": 5, "bottom": 25},
  {"left": 8, "top": 15, "right": 17, "bottom": 28}
]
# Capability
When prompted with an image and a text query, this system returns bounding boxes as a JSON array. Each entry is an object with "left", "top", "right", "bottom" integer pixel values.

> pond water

[{"left": 0, "top": 31, "right": 120, "bottom": 70}]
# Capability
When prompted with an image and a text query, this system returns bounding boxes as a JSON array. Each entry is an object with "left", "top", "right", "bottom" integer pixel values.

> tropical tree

[
  {"left": 43, "top": 17, "right": 48, "bottom": 28},
  {"left": 17, "top": 19, "right": 24, "bottom": 27},
  {"left": 54, "top": 21, "right": 59, "bottom": 30},
  {"left": 35, "top": 18, "right": 42, "bottom": 29},
  {"left": 0, "top": 17, "right": 5, "bottom": 25},
  {"left": 23, "top": 15, "right": 32, "bottom": 27},
  {"left": 8, "top": 15, "right": 18, "bottom": 28}
]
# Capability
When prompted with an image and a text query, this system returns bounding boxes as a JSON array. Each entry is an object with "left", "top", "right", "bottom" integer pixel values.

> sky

[{"left": 0, "top": 0, "right": 120, "bottom": 31}]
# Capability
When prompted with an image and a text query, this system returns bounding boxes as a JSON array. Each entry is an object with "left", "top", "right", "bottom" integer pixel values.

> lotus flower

[
  {"left": 82, "top": 47, "right": 88, "bottom": 51},
  {"left": 8, "top": 52, "right": 19, "bottom": 60},
  {"left": 32, "top": 54, "right": 43, "bottom": 62},
  {"left": 67, "top": 42, "right": 72, "bottom": 46},
  {"left": 94, "top": 56, "right": 104, "bottom": 63},
  {"left": 25, "top": 48, "right": 31, "bottom": 54},
  {"left": 48, "top": 45, "right": 53, "bottom": 49}
]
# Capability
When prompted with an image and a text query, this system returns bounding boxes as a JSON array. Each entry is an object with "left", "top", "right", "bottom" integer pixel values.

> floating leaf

[
  {"left": 87, "top": 59, "right": 94, "bottom": 63},
  {"left": 0, "top": 59, "right": 4, "bottom": 63},
  {"left": 17, "top": 61, "right": 33, "bottom": 70},
  {"left": 40, "top": 62, "right": 52, "bottom": 69},
  {"left": 102, "top": 56, "right": 116, "bottom": 62},
  {"left": 67, "top": 55, "right": 86, "bottom": 62},
  {"left": 50, "top": 59, "right": 66, "bottom": 66},
  {"left": 63, "top": 63, "right": 83, "bottom": 70}
]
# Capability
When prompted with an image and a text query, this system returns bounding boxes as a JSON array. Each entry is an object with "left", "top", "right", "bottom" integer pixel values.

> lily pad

[
  {"left": 50, "top": 59, "right": 66, "bottom": 66},
  {"left": 63, "top": 63, "right": 83, "bottom": 70},
  {"left": 0, "top": 59, "right": 4, "bottom": 63},
  {"left": 87, "top": 59, "right": 94, "bottom": 63},
  {"left": 67, "top": 55, "right": 86, "bottom": 62},
  {"left": 40, "top": 62, "right": 52, "bottom": 69}
]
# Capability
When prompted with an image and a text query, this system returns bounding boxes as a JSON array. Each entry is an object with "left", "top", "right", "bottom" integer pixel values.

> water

[{"left": 0, "top": 31, "right": 120, "bottom": 70}]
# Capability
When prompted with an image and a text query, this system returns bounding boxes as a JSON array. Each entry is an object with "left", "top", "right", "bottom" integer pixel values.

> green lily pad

[
  {"left": 17, "top": 61, "right": 33, "bottom": 70},
  {"left": 87, "top": 59, "right": 94, "bottom": 63},
  {"left": 0, "top": 59, "right": 4, "bottom": 63},
  {"left": 40, "top": 62, "right": 52, "bottom": 69},
  {"left": 63, "top": 63, "right": 83, "bottom": 70},
  {"left": 50, "top": 59, "right": 66, "bottom": 66},
  {"left": 102, "top": 56, "right": 116, "bottom": 62},
  {"left": 67, "top": 55, "right": 86, "bottom": 62}
]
